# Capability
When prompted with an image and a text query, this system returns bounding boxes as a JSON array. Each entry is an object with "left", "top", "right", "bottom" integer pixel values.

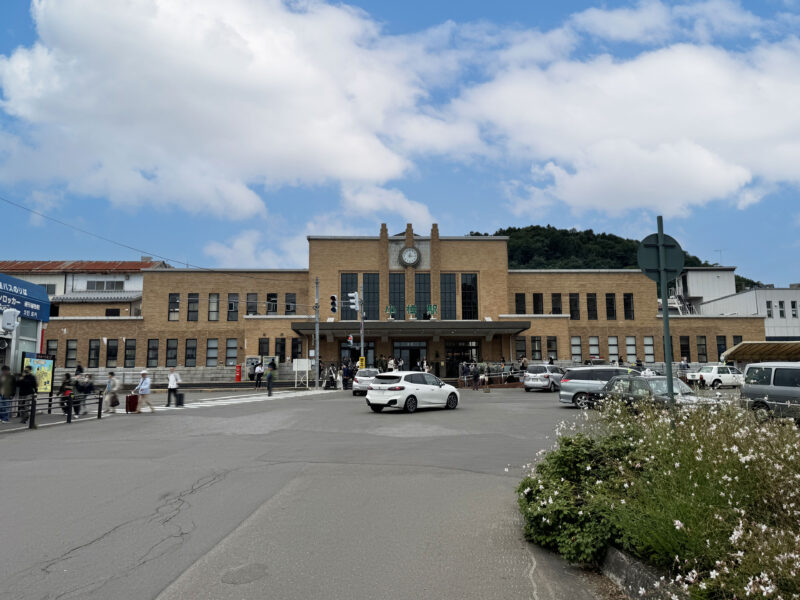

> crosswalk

[{"left": 131, "top": 389, "right": 334, "bottom": 413}]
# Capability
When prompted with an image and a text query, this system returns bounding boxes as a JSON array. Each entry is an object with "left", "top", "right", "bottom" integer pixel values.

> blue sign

[{"left": 0, "top": 273, "right": 50, "bottom": 322}]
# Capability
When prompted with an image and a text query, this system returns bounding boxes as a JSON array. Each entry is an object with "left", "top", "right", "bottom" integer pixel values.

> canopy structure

[
  {"left": 291, "top": 320, "right": 532, "bottom": 342},
  {"left": 721, "top": 341, "right": 800, "bottom": 363}
]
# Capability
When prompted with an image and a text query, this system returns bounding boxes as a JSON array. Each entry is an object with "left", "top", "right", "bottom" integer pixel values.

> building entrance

[
  {"left": 445, "top": 341, "right": 481, "bottom": 378},
  {"left": 340, "top": 341, "right": 375, "bottom": 368},
  {"left": 392, "top": 341, "right": 427, "bottom": 370}
]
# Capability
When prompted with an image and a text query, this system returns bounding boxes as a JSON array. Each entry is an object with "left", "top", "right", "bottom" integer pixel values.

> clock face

[{"left": 400, "top": 247, "right": 420, "bottom": 266}]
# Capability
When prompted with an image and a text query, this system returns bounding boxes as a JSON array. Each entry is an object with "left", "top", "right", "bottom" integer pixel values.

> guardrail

[{"left": 0, "top": 392, "right": 109, "bottom": 431}]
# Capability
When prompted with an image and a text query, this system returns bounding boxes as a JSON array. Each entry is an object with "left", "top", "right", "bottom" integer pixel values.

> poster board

[{"left": 23, "top": 352, "right": 54, "bottom": 393}]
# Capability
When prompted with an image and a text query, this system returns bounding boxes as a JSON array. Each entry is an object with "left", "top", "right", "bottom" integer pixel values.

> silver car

[
  {"left": 352, "top": 368, "right": 379, "bottom": 396},
  {"left": 523, "top": 365, "right": 564, "bottom": 392},
  {"left": 740, "top": 362, "right": 800, "bottom": 422},
  {"left": 559, "top": 366, "right": 640, "bottom": 408}
]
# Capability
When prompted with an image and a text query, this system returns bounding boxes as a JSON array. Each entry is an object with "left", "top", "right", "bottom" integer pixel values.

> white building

[
  {"left": 701, "top": 288, "right": 800, "bottom": 341},
  {"left": 673, "top": 267, "right": 737, "bottom": 314}
]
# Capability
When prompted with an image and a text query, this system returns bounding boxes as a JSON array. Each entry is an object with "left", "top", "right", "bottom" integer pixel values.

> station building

[{"left": 25, "top": 224, "right": 765, "bottom": 379}]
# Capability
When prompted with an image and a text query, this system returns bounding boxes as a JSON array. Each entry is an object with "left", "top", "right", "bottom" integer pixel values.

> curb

[{"left": 601, "top": 547, "right": 687, "bottom": 600}]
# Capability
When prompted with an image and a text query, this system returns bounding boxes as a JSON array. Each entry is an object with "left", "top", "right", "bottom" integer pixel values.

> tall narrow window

[
  {"left": 46, "top": 339, "right": 58, "bottom": 361},
  {"left": 515, "top": 293, "right": 526, "bottom": 314},
  {"left": 124, "top": 339, "right": 136, "bottom": 368},
  {"left": 551, "top": 293, "right": 562, "bottom": 315},
  {"left": 291, "top": 338, "right": 302, "bottom": 359},
  {"left": 275, "top": 338, "right": 286, "bottom": 362},
  {"left": 341, "top": 273, "right": 358, "bottom": 320},
  {"left": 88, "top": 339, "right": 100, "bottom": 368},
  {"left": 733, "top": 335, "right": 743, "bottom": 346},
  {"left": 589, "top": 336, "right": 600, "bottom": 357},
  {"left": 697, "top": 336, "right": 708, "bottom": 363},
  {"left": 440, "top": 273, "right": 456, "bottom": 320},
  {"left": 461, "top": 273, "right": 478, "bottom": 319},
  {"left": 168, "top": 293, "right": 180, "bottom": 321},
  {"left": 414, "top": 273, "right": 430, "bottom": 319},
  {"left": 147, "top": 339, "right": 159, "bottom": 368},
  {"left": 606, "top": 293, "right": 617, "bottom": 320},
  {"left": 623, "top": 293, "right": 635, "bottom": 320},
  {"left": 643, "top": 336, "right": 655, "bottom": 363},
  {"left": 766, "top": 300, "right": 773, "bottom": 318},
  {"left": 106, "top": 339, "right": 118, "bottom": 368},
  {"left": 227, "top": 293, "right": 239, "bottom": 321},
  {"left": 608, "top": 336, "right": 619, "bottom": 363},
  {"left": 187, "top": 293, "right": 199, "bottom": 321},
  {"left": 266, "top": 293, "right": 278, "bottom": 315},
  {"left": 531, "top": 336, "right": 542, "bottom": 360},
  {"left": 165, "top": 339, "right": 178, "bottom": 367},
  {"left": 66, "top": 339, "right": 77, "bottom": 368},
  {"left": 389, "top": 273, "right": 405, "bottom": 321},
  {"left": 570, "top": 336, "right": 582, "bottom": 362},
  {"left": 569, "top": 293, "right": 580, "bottom": 320},
  {"left": 625, "top": 336, "right": 637, "bottom": 362},
  {"left": 258, "top": 338, "right": 269, "bottom": 356},
  {"left": 716, "top": 335, "right": 727, "bottom": 361},
  {"left": 680, "top": 336, "right": 691, "bottom": 363},
  {"left": 364, "top": 273, "right": 380, "bottom": 320},
  {"left": 532, "top": 293, "right": 544, "bottom": 315},
  {"left": 246, "top": 293, "right": 258, "bottom": 315},
  {"left": 285, "top": 293, "right": 296, "bottom": 316},
  {"left": 792, "top": 301, "right": 798, "bottom": 318},
  {"left": 208, "top": 293, "right": 219, "bottom": 321},
  {"left": 778, "top": 300, "right": 786, "bottom": 318},
  {"left": 546, "top": 336, "right": 558, "bottom": 360},
  {"left": 225, "top": 338, "right": 238, "bottom": 366},
  {"left": 587, "top": 293, "right": 597, "bottom": 320},
  {"left": 185, "top": 339, "right": 197, "bottom": 367},
  {"left": 206, "top": 339, "right": 218, "bottom": 367},
  {"left": 515, "top": 337, "right": 526, "bottom": 360}
]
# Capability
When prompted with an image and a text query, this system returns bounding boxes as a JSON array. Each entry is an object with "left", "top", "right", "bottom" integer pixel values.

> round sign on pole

[{"left": 637, "top": 233, "right": 685, "bottom": 283}]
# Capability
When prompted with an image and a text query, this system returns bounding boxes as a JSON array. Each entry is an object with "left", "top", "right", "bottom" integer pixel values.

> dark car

[{"left": 589, "top": 375, "right": 711, "bottom": 408}]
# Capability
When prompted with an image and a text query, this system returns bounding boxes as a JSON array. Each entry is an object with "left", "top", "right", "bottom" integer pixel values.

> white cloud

[
  {"left": 570, "top": 0, "right": 673, "bottom": 43},
  {"left": 341, "top": 184, "right": 434, "bottom": 227}
]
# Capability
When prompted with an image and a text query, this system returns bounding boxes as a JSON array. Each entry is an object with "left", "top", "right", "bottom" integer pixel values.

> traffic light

[
  {"left": 330, "top": 294, "right": 337, "bottom": 313},
  {"left": 347, "top": 335, "right": 354, "bottom": 346},
  {"left": 347, "top": 291, "right": 360, "bottom": 312}
]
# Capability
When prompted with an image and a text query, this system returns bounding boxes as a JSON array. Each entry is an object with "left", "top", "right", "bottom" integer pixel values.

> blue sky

[{"left": 0, "top": 0, "right": 798, "bottom": 285}]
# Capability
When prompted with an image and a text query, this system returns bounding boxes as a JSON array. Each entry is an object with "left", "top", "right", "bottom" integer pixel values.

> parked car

[
  {"left": 685, "top": 365, "right": 744, "bottom": 389},
  {"left": 559, "top": 366, "right": 640, "bottom": 408},
  {"left": 366, "top": 371, "right": 459, "bottom": 413},
  {"left": 740, "top": 362, "right": 800, "bottom": 422},
  {"left": 523, "top": 364, "right": 564, "bottom": 392},
  {"left": 352, "top": 368, "right": 379, "bottom": 396},
  {"left": 590, "top": 375, "right": 709, "bottom": 408}
]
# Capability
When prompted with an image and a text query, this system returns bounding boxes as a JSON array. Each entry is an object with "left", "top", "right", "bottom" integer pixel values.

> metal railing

[{"left": 0, "top": 392, "right": 109, "bottom": 431}]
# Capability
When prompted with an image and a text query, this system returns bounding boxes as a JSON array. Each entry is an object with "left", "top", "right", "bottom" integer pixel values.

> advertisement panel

[
  {"left": 23, "top": 352, "right": 55, "bottom": 394},
  {"left": 0, "top": 273, "right": 50, "bottom": 322}
]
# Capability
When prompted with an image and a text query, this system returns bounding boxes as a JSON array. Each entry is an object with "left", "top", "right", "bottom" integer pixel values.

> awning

[
  {"left": 291, "top": 320, "right": 531, "bottom": 342},
  {"left": 721, "top": 341, "right": 800, "bottom": 363}
]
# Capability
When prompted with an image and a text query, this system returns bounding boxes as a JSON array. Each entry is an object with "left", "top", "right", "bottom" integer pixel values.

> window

[
  {"left": 365, "top": 273, "right": 380, "bottom": 320},
  {"left": 571, "top": 336, "right": 582, "bottom": 362},
  {"left": 66, "top": 339, "right": 77, "bottom": 368},
  {"left": 623, "top": 293, "right": 635, "bottom": 320},
  {"left": 766, "top": 300, "right": 773, "bottom": 318},
  {"left": 225, "top": 338, "right": 238, "bottom": 366},
  {"left": 266, "top": 293, "right": 278, "bottom": 315},
  {"left": 643, "top": 336, "right": 655, "bottom": 364},
  {"left": 532, "top": 293, "right": 544, "bottom": 315},
  {"left": 46, "top": 339, "right": 57, "bottom": 360},
  {"left": 625, "top": 336, "right": 637, "bottom": 362},
  {"left": 86, "top": 280, "right": 124, "bottom": 291},
  {"left": 569, "top": 293, "right": 580, "bottom": 320},
  {"left": 551, "top": 293, "right": 562, "bottom": 315},
  {"left": 680, "top": 336, "right": 691, "bottom": 362},
  {"left": 185, "top": 339, "right": 197, "bottom": 367},
  {"left": 461, "top": 273, "right": 478, "bottom": 319},
  {"left": 147, "top": 339, "right": 159, "bottom": 368},
  {"left": 208, "top": 293, "right": 219, "bottom": 321},
  {"left": 105, "top": 308, "right": 120, "bottom": 317},
  {"left": 733, "top": 335, "right": 743, "bottom": 346},
  {"left": 440, "top": 274, "right": 456, "bottom": 320},
  {"left": 778, "top": 300, "right": 786, "bottom": 318},
  {"left": 50, "top": 304, "right": 59, "bottom": 317},
  {"left": 258, "top": 338, "right": 269, "bottom": 356},
  {"left": 106, "top": 339, "right": 118, "bottom": 368},
  {"left": 697, "top": 336, "right": 707, "bottom": 363},
  {"left": 773, "top": 368, "right": 800, "bottom": 388},
  {"left": 291, "top": 338, "right": 302, "bottom": 360},
  {"left": 389, "top": 273, "right": 405, "bottom": 321},
  {"left": 341, "top": 273, "right": 359, "bottom": 320},
  {"left": 605, "top": 293, "right": 616, "bottom": 320},
  {"left": 531, "top": 336, "right": 542, "bottom": 360},
  {"left": 125, "top": 339, "right": 136, "bottom": 368},
  {"left": 589, "top": 336, "right": 600, "bottom": 357},
  {"left": 716, "top": 336, "right": 727, "bottom": 361},
  {"left": 546, "top": 336, "right": 558, "bottom": 360},
  {"left": 275, "top": 338, "right": 286, "bottom": 362},
  {"left": 88, "top": 339, "right": 100, "bottom": 368},
  {"left": 285, "top": 293, "right": 296, "bottom": 316},
  {"left": 227, "top": 293, "right": 239, "bottom": 321},
  {"left": 792, "top": 301, "right": 798, "bottom": 318},
  {"left": 586, "top": 293, "right": 597, "bottom": 320},
  {"left": 168, "top": 293, "right": 180, "bottom": 321},
  {"left": 246, "top": 293, "right": 258, "bottom": 315},
  {"left": 745, "top": 366, "right": 772, "bottom": 385},
  {"left": 206, "top": 339, "right": 218, "bottom": 367},
  {"left": 515, "top": 293, "right": 526, "bottom": 314},
  {"left": 608, "top": 336, "right": 619, "bottom": 363},
  {"left": 515, "top": 337, "right": 526, "bottom": 360},
  {"left": 187, "top": 293, "right": 198, "bottom": 321},
  {"left": 44, "top": 283, "right": 56, "bottom": 295},
  {"left": 166, "top": 339, "right": 178, "bottom": 367},
  {"left": 413, "top": 273, "right": 430, "bottom": 319}
]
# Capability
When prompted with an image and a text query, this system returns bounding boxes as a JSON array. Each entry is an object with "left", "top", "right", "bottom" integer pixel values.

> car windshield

[
  {"left": 699, "top": 366, "right": 714, "bottom": 373},
  {"left": 373, "top": 375, "right": 401, "bottom": 384},
  {"left": 527, "top": 366, "right": 546, "bottom": 374},
  {"left": 649, "top": 378, "right": 693, "bottom": 395},
  {"left": 357, "top": 369, "right": 378, "bottom": 377}
]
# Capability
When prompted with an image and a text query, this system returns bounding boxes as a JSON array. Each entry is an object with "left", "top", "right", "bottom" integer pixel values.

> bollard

[
  {"left": 28, "top": 396, "right": 37, "bottom": 429},
  {"left": 48, "top": 392, "right": 53, "bottom": 414},
  {"left": 97, "top": 393, "right": 103, "bottom": 419},
  {"left": 66, "top": 395, "right": 73, "bottom": 424}
]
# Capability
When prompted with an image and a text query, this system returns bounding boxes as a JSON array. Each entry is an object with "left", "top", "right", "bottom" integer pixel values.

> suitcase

[
  {"left": 176, "top": 392, "right": 184, "bottom": 407},
  {"left": 125, "top": 394, "right": 139, "bottom": 413}
]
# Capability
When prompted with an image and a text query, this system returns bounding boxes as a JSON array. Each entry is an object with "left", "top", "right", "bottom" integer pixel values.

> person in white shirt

[
  {"left": 254, "top": 363, "right": 264, "bottom": 389},
  {"left": 166, "top": 367, "right": 182, "bottom": 407},
  {"left": 387, "top": 357, "right": 395, "bottom": 372},
  {"left": 133, "top": 370, "right": 154, "bottom": 413}
]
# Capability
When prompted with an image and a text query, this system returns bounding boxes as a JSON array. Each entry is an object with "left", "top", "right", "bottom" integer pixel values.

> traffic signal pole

[
  {"left": 314, "top": 277, "right": 320, "bottom": 390},
  {"left": 657, "top": 217, "right": 675, "bottom": 408},
  {"left": 360, "top": 282, "right": 365, "bottom": 364}
]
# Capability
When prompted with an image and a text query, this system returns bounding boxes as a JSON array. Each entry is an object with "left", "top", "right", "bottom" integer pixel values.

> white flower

[
  {"left": 674, "top": 520, "right": 684, "bottom": 530},
  {"left": 522, "top": 487, "right": 531, "bottom": 495},
  {"left": 638, "top": 587, "right": 645, "bottom": 596},
  {"left": 710, "top": 570, "right": 718, "bottom": 579}
]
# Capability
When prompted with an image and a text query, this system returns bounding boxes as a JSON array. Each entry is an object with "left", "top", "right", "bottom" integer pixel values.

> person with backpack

[{"left": 58, "top": 373, "right": 74, "bottom": 416}]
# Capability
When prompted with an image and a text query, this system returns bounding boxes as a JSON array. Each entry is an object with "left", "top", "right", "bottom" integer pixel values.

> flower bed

[{"left": 517, "top": 400, "right": 800, "bottom": 599}]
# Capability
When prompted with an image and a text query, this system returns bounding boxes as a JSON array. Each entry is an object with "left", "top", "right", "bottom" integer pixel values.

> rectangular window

[
  {"left": 185, "top": 339, "right": 197, "bottom": 367},
  {"left": 87, "top": 280, "right": 124, "bottom": 291},
  {"left": 515, "top": 337, "right": 527, "bottom": 360},
  {"left": 792, "top": 301, "right": 798, "bottom": 318},
  {"left": 291, "top": 338, "right": 302, "bottom": 359},
  {"left": 733, "top": 335, "right": 743, "bottom": 346},
  {"left": 623, "top": 293, "right": 635, "bottom": 320},
  {"left": 569, "top": 293, "right": 580, "bottom": 320},
  {"left": 258, "top": 338, "right": 269, "bottom": 356},
  {"left": 515, "top": 293, "right": 526, "bottom": 314},
  {"left": 461, "top": 273, "right": 478, "bottom": 320},
  {"left": 166, "top": 339, "right": 178, "bottom": 367},
  {"left": 716, "top": 335, "right": 727, "bottom": 361},
  {"left": 168, "top": 293, "right": 180, "bottom": 321},
  {"left": 546, "top": 336, "right": 558, "bottom": 360},
  {"left": 225, "top": 338, "right": 238, "bottom": 366},
  {"left": 341, "top": 273, "right": 359, "bottom": 320},
  {"left": 778, "top": 300, "right": 786, "bottom": 318},
  {"left": 66, "top": 339, "right": 77, "bottom": 368},
  {"left": 625, "top": 336, "right": 636, "bottom": 362},
  {"left": 414, "top": 273, "right": 430, "bottom": 319},
  {"left": 643, "top": 336, "right": 655, "bottom": 364},
  {"left": 147, "top": 339, "right": 159, "bottom": 368},
  {"left": 285, "top": 292, "right": 296, "bottom": 316},
  {"left": 266, "top": 293, "right": 278, "bottom": 315},
  {"left": 44, "top": 283, "right": 56, "bottom": 295},
  {"left": 46, "top": 339, "right": 58, "bottom": 361},
  {"left": 187, "top": 293, "right": 199, "bottom": 321},
  {"left": 105, "top": 308, "right": 120, "bottom": 317},
  {"left": 275, "top": 338, "right": 286, "bottom": 362},
  {"left": 608, "top": 336, "right": 619, "bottom": 363},
  {"left": 605, "top": 293, "right": 616, "bottom": 320},
  {"left": 532, "top": 293, "right": 544, "bottom": 315},
  {"left": 571, "top": 336, "right": 582, "bottom": 362},
  {"left": 246, "top": 293, "right": 258, "bottom": 315},
  {"left": 589, "top": 336, "right": 600, "bottom": 357},
  {"left": 227, "top": 293, "right": 239, "bottom": 321},
  {"left": 206, "top": 339, "right": 218, "bottom": 367},
  {"left": 551, "top": 293, "right": 562, "bottom": 315},
  {"left": 88, "top": 339, "right": 100, "bottom": 368},
  {"left": 124, "top": 339, "right": 136, "bottom": 368},
  {"left": 364, "top": 273, "right": 380, "bottom": 320},
  {"left": 680, "top": 336, "right": 691, "bottom": 363},
  {"left": 587, "top": 293, "right": 597, "bottom": 320},
  {"left": 773, "top": 368, "right": 800, "bottom": 388},
  {"left": 440, "top": 274, "right": 456, "bottom": 320},
  {"left": 106, "top": 339, "right": 118, "bottom": 368},
  {"left": 208, "top": 293, "right": 219, "bottom": 321},
  {"left": 531, "top": 336, "right": 542, "bottom": 360},
  {"left": 389, "top": 273, "right": 405, "bottom": 321},
  {"left": 766, "top": 300, "right": 773, "bottom": 318},
  {"left": 697, "top": 336, "right": 708, "bottom": 363}
]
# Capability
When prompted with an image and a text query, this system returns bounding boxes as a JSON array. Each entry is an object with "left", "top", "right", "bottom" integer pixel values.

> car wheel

[
  {"left": 752, "top": 402, "right": 771, "bottom": 423},
  {"left": 548, "top": 382, "right": 556, "bottom": 393},
  {"left": 404, "top": 396, "right": 418, "bottom": 414},
  {"left": 711, "top": 380, "right": 722, "bottom": 390},
  {"left": 524, "top": 387, "right": 531, "bottom": 393},
  {"left": 369, "top": 405, "right": 384, "bottom": 413},
  {"left": 445, "top": 393, "right": 458, "bottom": 410},
  {"left": 573, "top": 393, "right": 590, "bottom": 409}
]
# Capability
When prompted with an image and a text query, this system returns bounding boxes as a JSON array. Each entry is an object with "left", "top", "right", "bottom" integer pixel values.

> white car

[
  {"left": 352, "top": 368, "right": 379, "bottom": 396},
  {"left": 685, "top": 365, "right": 744, "bottom": 388},
  {"left": 366, "top": 371, "right": 459, "bottom": 413}
]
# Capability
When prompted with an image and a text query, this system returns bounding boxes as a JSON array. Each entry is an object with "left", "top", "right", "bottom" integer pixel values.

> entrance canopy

[
  {"left": 291, "top": 320, "right": 531, "bottom": 341},
  {"left": 721, "top": 341, "right": 800, "bottom": 363}
]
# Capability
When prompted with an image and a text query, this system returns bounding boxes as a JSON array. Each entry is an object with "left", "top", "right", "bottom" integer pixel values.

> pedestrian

[
  {"left": 267, "top": 358, "right": 277, "bottom": 396},
  {"left": 79, "top": 374, "right": 94, "bottom": 416},
  {"left": 342, "top": 363, "right": 349, "bottom": 390},
  {"left": 58, "top": 373, "right": 74, "bottom": 416},
  {"left": 0, "top": 365, "right": 16, "bottom": 422},
  {"left": 133, "top": 370, "right": 154, "bottom": 413},
  {"left": 254, "top": 362, "right": 264, "bottom": 389},
  {"left": 103, "top": 372, "right": 120, "bottom": 413},
  {"left": 387, "top": 356, "right": 395, "bottom": 372},
  {"left": 74, "top": 362, "right": 84, "bottom": 376},
  {"left": 398, "top": 357, "right": 404, "bottom": 371},
  {"left": 17, "top": 365, "right": 37, "bottom": 423},
  {"left": 520, "top": 356, "right": 528, "bottom": 370},
  {"left": 635, "top": 357, "right": 643, "bottom": 369},
  {"left": 548, "top": 356, "right": 554, "bottom": 365},
  {"left": 166, "top": 367, "right": 181, "bottom": 406}
]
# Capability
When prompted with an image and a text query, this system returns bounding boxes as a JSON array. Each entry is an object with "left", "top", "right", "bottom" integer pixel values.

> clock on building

[{"left": 399, "top": 246, "right": 420, "bottom": 267}]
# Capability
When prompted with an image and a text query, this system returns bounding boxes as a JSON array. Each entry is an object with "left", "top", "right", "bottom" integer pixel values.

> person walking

[
  {"left": 103, "top": 372, "right": 120, "bottom": 413},
  {"left": 471, "top": 363, "right": 480, "bottom": 391},
  {"left": 166, "top": 367, "right": 181, "bottom": 406},
  {"left": 17, "top": 365, "right": 37, "bottom": 423},
  {"left": 267, "top": 358, "right": 277, "bottom": 396},
  {"left": 79, "top": 374, "right": 95, "bottom": 416},
  {"left": 387, "top": 357, "right": 395, "bottom": 372},
  {"left": 58, "top": 373, "right": 74, "bottom": 416},
  {"left": 0, "top": 365, "right": 16, "bottom": 423},
  {"left": 133, "top": 370, "right": 154, "bottom": 413},
  {"left": 254, "top": 363, "right": 264, "bottom": 389}
]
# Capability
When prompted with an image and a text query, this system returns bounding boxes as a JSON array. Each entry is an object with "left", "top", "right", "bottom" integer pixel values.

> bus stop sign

[{"left": 637, "top": 233, "right": 684, "bottom": 283}]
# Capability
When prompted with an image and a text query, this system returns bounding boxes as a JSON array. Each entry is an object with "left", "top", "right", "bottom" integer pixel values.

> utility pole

[
  {"left": 314, "top": 276, "right": 320, "bottom": 390},
  {"left": 359, "top": 282, "right": 365, "bottom": 365}
]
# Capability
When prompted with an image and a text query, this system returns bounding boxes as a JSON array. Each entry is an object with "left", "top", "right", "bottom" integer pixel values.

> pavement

[{"left": 0, "top": 386, "right": 618, "bottom": 600}]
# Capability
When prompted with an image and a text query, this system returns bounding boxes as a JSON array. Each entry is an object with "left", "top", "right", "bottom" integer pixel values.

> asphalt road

[{"left": 0, "top": 386, "right": 614, "bottom": 600}]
